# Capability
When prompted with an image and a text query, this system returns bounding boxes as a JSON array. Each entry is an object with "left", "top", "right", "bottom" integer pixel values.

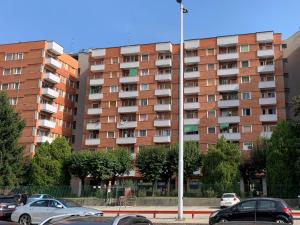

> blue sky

[{"left": 1, "top": 0, "right": 299, "bottom": 53}]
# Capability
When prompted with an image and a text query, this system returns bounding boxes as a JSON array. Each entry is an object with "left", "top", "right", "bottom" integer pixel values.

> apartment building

[
  {"left": 77, "top": 31, "right": 285, "bottom": 163},
  {"left": 0, "top": 41, "right": 78, "bottom": 156}
]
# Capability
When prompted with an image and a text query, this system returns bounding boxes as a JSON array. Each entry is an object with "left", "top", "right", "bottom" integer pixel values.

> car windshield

[
  {"left": 0, "top": 197, "right": 16, "bottom": 203},
  {"left": 58, "top": 199, "right": 81, "bottom": 208},
  {"left": 222, "top": 194, "right": 235, "bottom": 198}
]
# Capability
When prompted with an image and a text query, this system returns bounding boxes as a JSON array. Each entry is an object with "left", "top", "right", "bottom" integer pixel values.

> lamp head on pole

[{"left": 176, "top": 0, "right": 182, "bottom": 3}]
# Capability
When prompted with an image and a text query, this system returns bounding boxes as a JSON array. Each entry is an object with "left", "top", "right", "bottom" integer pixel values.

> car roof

[{"left": 244, "top": 197, "right": 283, "bottom": 201}]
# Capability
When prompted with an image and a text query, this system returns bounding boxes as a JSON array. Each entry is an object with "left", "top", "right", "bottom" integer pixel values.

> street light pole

[{"left": 177, "top": 0, "right": 184, "bottom": 220}]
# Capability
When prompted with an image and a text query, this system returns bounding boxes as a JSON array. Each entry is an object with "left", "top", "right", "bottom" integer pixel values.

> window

[
  {"left": 237, "top": 200, "right": 256, "bottom": 211},
  {"left": 207, "top": 127, "right": 216, "bottom": 134},
  {"left": 30, "top": 200, "right": 48, "bottom": 207},
  {"left": 242, "top": 108, "right": 251, "bottom": 116},
  {"left": 207, "top": 109, "right": 216, "bottom": 118},
  {"left": 140, "top": 69, "right": 149, "bottom": 76},
  {"left": 139, "top": 114, "right": 148, "bottom": 121},
  {"left": 109, "top": 101, "right": 117, "bottom": 108},
  {"left": 5, "top": 53, "right": 14, "bottom": 61},
  {"left": 241, "top": 60, "right": 250, "bottom": 68},
  {"left": 240, "top": 45, "right": 250, "bottom": 53},
  {"left": 1, "top": 83, "right": 9, "bottom": 90},
  {"left": 140, "top": 84, "right": 149, "bottom": 91},
  {"left": 139, "top": 130, "right": 147, "bottom": 137},
  {"left": 242, "top": 92, "right": 251, "bottom": 100},
  {"left": 16, "top": 53, "right": 24, "bottom": 60},
  {"left": 140, "top": 99, "right": 148, "bottom": 106},
  {"left": 110, "top": 85, "right": 118, "bottom": 93},
  {"left": 257, "top": 200, "right": 276, "bottom": 210},
  {"left": 243, "top": 142, "right": 253, "bottom": 150},
  {"left": 9, "top": 98, "right": 17, "bottom": 105},
  {"left": 241, "top": 76, "right": 250, "bottom": 83},
  {"left": 13, "top": 68, "right": 22, "bottom": 75},
  {"left": 141, "top": 54, "right": 149, "bottom": 61},
  {"left": 207, "top": 64, "right": 215, "bottom": 70},
  {"left": 206, "top": 79, "right": 215, "bottom": 86},
  {"left": 207, "top": 95, "right": 215, "bottom": 102},
  {"left": 111, "top": 57, "right": 119, "bottom": 64},
  {"left": 3, "top": 68, "right": 11, "bottom": 75},
  {"left": 242, "top": 125, "right": 252, "bottom": 133},
  {"left": 206, "top": 48, "right": 215, "bottom": 56},
  {"left": 108, "top": 116, "right": 116, "bottom": 123},
  {"left": 107, "top": 132, "right": 115, "bottom": 138}
]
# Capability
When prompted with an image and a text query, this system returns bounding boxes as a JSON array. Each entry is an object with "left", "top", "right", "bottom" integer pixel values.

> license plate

[{"left": 8, "top": 205, "right": 16, "bottom": 209}]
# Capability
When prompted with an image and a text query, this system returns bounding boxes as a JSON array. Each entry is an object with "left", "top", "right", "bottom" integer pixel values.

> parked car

[
  {"left": 26, "top": 194, "right": 54, "bottom": 204},
  {"left": 40, "top": 215, "right": 152, "bottom": 225},
  {"left": 11, "top": 199, "right": 103, "bottom": 225},
  {"left": 0, "top": 196, "right": 20, "bottom": 220},
  {"left": 209, "top": 198, "right": 293, "bottom": 224},
  {"left": 220, "top": 193, "right": 240, "bottom": 208}
]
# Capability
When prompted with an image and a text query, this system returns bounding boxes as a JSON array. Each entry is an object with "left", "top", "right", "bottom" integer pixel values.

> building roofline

[{"left": 0, "top": 40, "right": 64, "bottom": 47}]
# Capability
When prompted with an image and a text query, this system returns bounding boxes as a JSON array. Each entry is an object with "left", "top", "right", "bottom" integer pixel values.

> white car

[
  {"left": 219, "top": 193, "right": 240, "bottom": 208},
  {"left": 11, "top": 198, "right": 103, "bottom": 225}
]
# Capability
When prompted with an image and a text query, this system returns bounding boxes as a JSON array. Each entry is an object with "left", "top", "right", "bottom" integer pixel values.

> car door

[
  {"left": 229, "top": 200, "right": 256, "bottom": 221},
  {"left": 46, "top": 200, "right": 66, "bottom": 217},
  {"left": 28, "top": 200, "right": 50, "bottom": 224},
  {"left": 256, "top": 199, "right": 276, "bottom": 222}
]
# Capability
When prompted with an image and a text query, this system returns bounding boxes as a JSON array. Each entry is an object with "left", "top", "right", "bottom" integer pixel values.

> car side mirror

[{"left": 56, "top": 204, "right": 64, "bottom": 209}]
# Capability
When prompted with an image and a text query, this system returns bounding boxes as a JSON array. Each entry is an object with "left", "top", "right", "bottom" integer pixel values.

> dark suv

[{"left": 209, "top": 198, "right": 293, "bottom": 224}]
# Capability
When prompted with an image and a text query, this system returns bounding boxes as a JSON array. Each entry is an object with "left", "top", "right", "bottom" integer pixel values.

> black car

[
  {"left": 209, "top": 198, "right": 293, "bottom": 224},
  {"left": 40, "top": 215, "right": 152, "bottom": 225},
  {"left": 0, "top": 196, "right": 19, "bottom": 221}
]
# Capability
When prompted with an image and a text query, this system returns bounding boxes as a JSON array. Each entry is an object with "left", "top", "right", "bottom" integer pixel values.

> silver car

[
  {"left": 11, "top": 199, "right": 103, "bottom": 225},
  {"left": 26, "top": 194, "right": 54, "bottom": 204}
]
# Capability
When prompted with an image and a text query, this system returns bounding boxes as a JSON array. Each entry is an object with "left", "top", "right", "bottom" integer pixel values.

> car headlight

[{"left": 210, "top": 211, "right": 219, "bottom": 218}]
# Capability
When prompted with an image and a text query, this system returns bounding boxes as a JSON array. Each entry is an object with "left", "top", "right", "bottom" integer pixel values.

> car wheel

[
  {"left": 218, "top": 218, "right": 228, "bottom": 223},
  {"left": 275, "top": 218, "right": 287, "bottom": 223},
  {"left": 19, "top": 214, "right": 31, "bottom": 225}
]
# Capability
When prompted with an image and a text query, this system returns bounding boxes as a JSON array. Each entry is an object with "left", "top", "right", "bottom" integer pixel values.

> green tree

[
  {"left": 28, "top": 137, "right": 72, "bottom": 186},
  {"left": 202, "top": 137, "right": 241, "bottom": 195},
  {"left": 291, "top": 95, "right": 300, "bottom": 117},
  {"left": 266, "top": 121, "right": 299, "bottom": 197},
  {"left": 108, "top": 148, "right": 133, "bottom": 185},
  {"left": 89, "top": 151, "right": 114, "bottom": 182},
  {"left": 136, "top": 146, "right": 167, "bottom": 195},
  {"left": 0, "top": 92, "right": 25, "bottom": 187}
]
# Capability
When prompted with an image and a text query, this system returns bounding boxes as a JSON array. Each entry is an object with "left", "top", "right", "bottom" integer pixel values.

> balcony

[
  {"left": 86, "top": 122, "right": 101, "bottom": 130},
  {"left": 47, "top": 41, "right": 63, "bottom": 55},
  {"left": 184, "top": 118, "right": 199, "bottom": 125},
  {"left": 153, "top": 136, "right": 171, "bottom": 143},
  {"left": 155, "top": 89, "right": 172, "bottom": 97},
  {"left": 155, "top": 58, "right": 172, "bottom": 67},
  {"left": 217, "top": 53, "right": 238, "bottom": 61},
  {"left": 121, "top": 45, "right": 140, "bottom": 54},
  {"left": 256, "top": 32, "right": 274, "bottom": 42},
  {"left": 218, "top": 116, "right": 240, "bottom": 124},
  {"left": 258, "top": 81, "right": 276, "bottom": 89},
  {"left": 90, "top": 78, "right": 104, "bottom": 86},
  {"left": 37, "top": 136, "right": 53, "bottom": 143},
  {"left": 118, "top": 106, "right": 138, "bottom": 113},
  {"left": 184, "top": 134, "right": 199, "bottom": 141},
  {"left": 217, "top": 68, "right": 239, "bottom": 76},
  {"left": 42, "top": 88, "right": 59, "bottom": 99},
  {"left": 217, "top": 36, "right": 238, "bottom": 46},
  {"left": 40, "top": 103, "right": 57, "bottom": 114},
  {"left": 259, "top": 97, "right": 277, "bottom": 105},
  {"left": 260, "top": 114, "right": 278, "bottom": 122},
  {"left": 184, "top": 102, "right": 199, "bottom": 110},
  {"left": 85, "top": 138, "right": 100, "bottom": 146},
  {"left": 258, "top": 65, "right": 275, "bottom": 73},
  {"left": 257, "top": 49, "right": 274, "bottom": 58},
  {"left": 184, "top": 71, "right": 199, "bottom": 79},
  {"left": 218, "top": 133, "right": 241, "bottom": 141},
  {"left": 45, "top": 58, "right": 62, "bottom": 69},
  {"left": 184, "top": 86, "right": 199, "bottom": 94},
  {"left": 260, "top": 131, "right": 273, "bottom": 139},
  {"left": 38, "top": 119, "right": 55, "bottom": 129},
  {"left": 184, "top": 56, "right": 200, "bottom": 64},
  {"left": 91, "top": 49, "right": 105, "bottom": 58},
  {"left": 218, "top": 100, "right": 239, "bottom": 108},
  {"left": 217, "top": 84, "right": 239, "bottom": 92},
  {"left": 155, "top": 73, "right": 172, "bottom": 81},
  {"left": 120, "top": 61, "right": 139, "bottom": 69},
  {"left": 184, "top": 40, "right": 199, "bottom": 49},
  {"left": 117, "top": 121, "right": 138, "bottom": 129},
  {"left": 116, "top": 137, "right": 136, "bottom": 144},
  {"left": 119, "top": 91, "right": 138, "bottom": 99},
  {"left": 44, "top": 72, "right": 60, "bottom": 84},
  {"left": 156, "top": 43, "right": 172, "bottom": 52},
  {"left": 154, "top": 119, "right": 171, "bottom": 127},
  {"left": 89, "top": 93, "right": 103, "bottom": 100},
  {"left": 154, "top": 104, "right": 172, "bottom": 111},
  {"left": 91, "top": 64, "right": 105, "bottom": 72},
  {"left": 87, "top": 108, "right": 102, "bottom": 115},
  {"left": 119, "top": 76, "right": 139, "bottom": 84}
]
